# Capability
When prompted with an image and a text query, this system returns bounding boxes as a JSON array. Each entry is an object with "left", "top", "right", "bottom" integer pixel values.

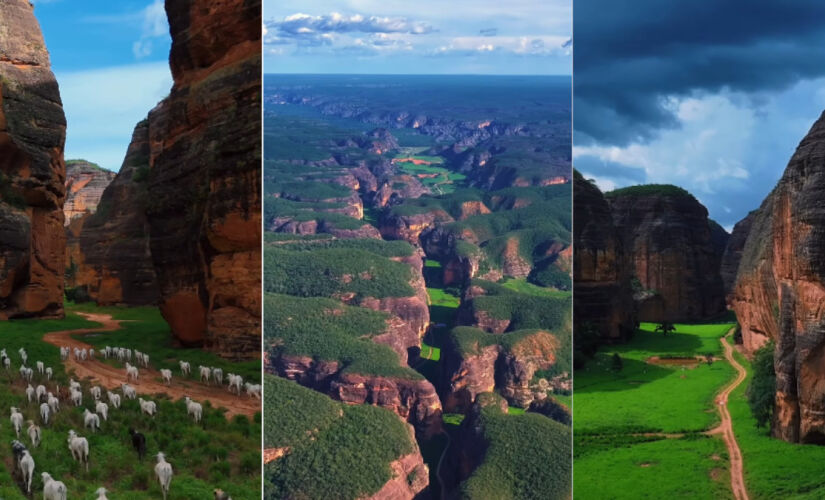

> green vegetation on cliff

[
  {"left": 264, "top": 245, "right": 415, "bottom": 299},
  {"left": 264, "top": 293, "right": 421, "bottom": 379},
  {"left": 265, "top": 375, "right": 416, "bottom": 500},
  {"left": 459, "top": 394, "right": 571, "bottom": 500}
]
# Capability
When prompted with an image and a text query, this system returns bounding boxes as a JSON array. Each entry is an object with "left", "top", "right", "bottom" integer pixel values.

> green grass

[
  {"left": 264, "top": 375, "right": 416, "bottom": 500},
  {"left": 68, "top": 303, "right": 260, "bottom": 383},
  {"left": 574, "top": 435, "right": 730, "bottom": 499},
  {"left": 0, "top": 306, "right": 260, "bottom": 499},
  {"left": 575, "top": 322, "right": 734, "bottom": 434},
  {"left": 573, "top": 321, "right": 737, "bottom": 499},
  {"left": 727, "top": 340, "right": 825, "bottom": 499}
]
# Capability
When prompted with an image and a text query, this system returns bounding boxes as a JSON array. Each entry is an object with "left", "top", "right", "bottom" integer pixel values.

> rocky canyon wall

[
  {"left": 731, "top": 110, "right": 825, "bottom": 444},
  {"left": 0, "top": 1, "right": 66, "bottom": 319},
  {"left": 145, "top": 0, "right": 262, "bottom": 358},
  {"left": 608, "top": 186, "right": 726, "bottom": 322},
  {"left": 572, "top": 172, "right": 636, "bottom": 342}
]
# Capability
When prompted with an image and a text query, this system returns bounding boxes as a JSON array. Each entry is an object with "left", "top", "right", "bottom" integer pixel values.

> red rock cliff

[
  {"left": 731, "top": 110, "right": 825, "bottom": 443},
  {"left": 144, "top": 0, "right": 261, "bottom": 358},
  {"left": 0, "top": 1, "right": 67, "bottom": 319},
  {"left": 608, "top": 186, "right": 726, "bottom": 322},
  {"left": 63, "top": 160, "right": 115, "bottom": 224},
  {"left": 68, "top": 120, "right": 159, "bottom": 306},
  {"left": 573, "top": 173, "right": 636, "bottom": 342}
]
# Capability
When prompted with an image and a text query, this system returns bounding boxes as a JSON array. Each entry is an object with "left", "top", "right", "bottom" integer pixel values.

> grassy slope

[
  {"left": 727, "top": 342, "right": 825, "bottom": 499},
  {"left": 574, "top": 322, "right": 736, "bottom": 500},
  {"left": 0, "top": 306, "right": 260, "bottom": 499}
]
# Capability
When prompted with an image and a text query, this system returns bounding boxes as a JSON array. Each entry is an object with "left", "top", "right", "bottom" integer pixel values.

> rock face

[
  {"left": 67, "top": 121, "right": 158, "bottom": 306},
  {"left": 731, "top": 110, "right": 825, "bottom": 444},
  {"left": 0, "top": 1, "right": 67, "bottom": 319},
  {"left": 440, "top": 329, "right": 559, "bottom": 412},
  {"left": 63, "top": 161, "right": 115, "bottom": 224},
  {"left": 266, "top": 353, "right": 443, "bottom": 437},
  {"left": 720, "top": 211, "right": 756, "bottom": 296},
  {"left": 608, "top": 187, "right": 726, "bottom": 322},
  {"left": 144, "top": 0, "right": 261, "bottom": 357},
  {"left": 572, "top": 174, "right": 636, "bottom": 342}
]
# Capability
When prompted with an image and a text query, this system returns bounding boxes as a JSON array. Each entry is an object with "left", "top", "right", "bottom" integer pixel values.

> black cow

[
  {"left": 129, "top": 428, "right": 146, "bottom": 461},
  {"left": 11, "top": 439, "right": 27, "bottom": 472}
]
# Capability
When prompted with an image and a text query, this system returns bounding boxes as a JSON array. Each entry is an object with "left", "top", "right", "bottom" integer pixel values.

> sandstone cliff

[
  {"left": 67, "top": 120, "right": 158, "bottom": 306},
  {"left": 266, "top": 353, "right": 443, "bottom": 437},
  {"left": 145, "top": 0, "right": 261, "bottom": 358},
  {"left": 731, "top": 110, "right": 825, "bottom": 443},
  {"left": 720, "top": 211, "right": 756, "bottom": 296},
  {"left": 0, "top": 1, "right": 67, "bottom": 319},
  {"left": 607, "top": 185, "right": 726, "bottom": 322},
  {"left": 572, "top": 173, "right": 636, "bottom": 343},
  {"left": 63, "top": 161, "right": 115, "bottom": 224}
]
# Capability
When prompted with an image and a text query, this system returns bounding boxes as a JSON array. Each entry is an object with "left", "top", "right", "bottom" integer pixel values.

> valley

[{"left": 263, "top": 74, "right": 572, "bottom": 499}]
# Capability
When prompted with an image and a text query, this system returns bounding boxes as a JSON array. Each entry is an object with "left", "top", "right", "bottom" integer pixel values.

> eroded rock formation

[
  {"left": 721, "top": 211, "right": 756, "bottom": 296},
  {"left": 731, "top": 110, "right": 825, "bottom": 443},
  {"left": 67, "top": 120, "right": 158, "bottom": 306},
  {"left": 608, "top": 186, "right": 726, "bottom": 322},
  {"left": 266, "top": 353, "right": 443, "bottom": 437},
  {"left": 572, "top": 173, "right": 636, "bottom": 342},
  {"left": 0, "top": 1, "right": 67, "bottom": 319},
  {"left": 144, "top": 0, "right": 261, "bottom": 357},
  {"left": 63, "top": 161, "right": 115, "bottom": 224}
]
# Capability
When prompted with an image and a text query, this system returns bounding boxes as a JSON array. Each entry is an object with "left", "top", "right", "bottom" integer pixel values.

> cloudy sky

[
  {"left": 263, "top": 0, "right": 571, "bottom": 75},
  {"left": 573, "top": 0, "right": 825, "bottom": 229},
  {"left": 33, "top": 0, "right": 172, "bottom": 172}
]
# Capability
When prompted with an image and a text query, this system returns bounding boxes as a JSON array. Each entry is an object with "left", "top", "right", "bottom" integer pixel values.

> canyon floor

[
  {"left": 0, "top": 304, "right": 261, "bottom": 499},
  {"left": 575, "top": 318, "right": 825, "bottom": 499}
]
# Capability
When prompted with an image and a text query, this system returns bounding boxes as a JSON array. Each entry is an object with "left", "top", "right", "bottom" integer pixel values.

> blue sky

[
  {"left": 573, "top": 0, "right": 825, "bottom": 230},
  {"left": 32, "top": 0, "right": 173, "bottom": 171},
  {"left": 263, "top": 0, "right": 571, "bottom": 75}
]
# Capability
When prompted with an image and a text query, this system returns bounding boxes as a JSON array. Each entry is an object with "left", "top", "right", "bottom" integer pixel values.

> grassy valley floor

[{"left": 574, "top": 322, "right": 735, "bottom": 499}]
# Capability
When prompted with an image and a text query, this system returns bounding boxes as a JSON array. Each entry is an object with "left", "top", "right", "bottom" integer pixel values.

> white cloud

[
  {"left": 57, "top": 62, "right": 172, "bottom": 171},
  {"left": 133, "top": 0, "right": 168, "bottom": 59}
]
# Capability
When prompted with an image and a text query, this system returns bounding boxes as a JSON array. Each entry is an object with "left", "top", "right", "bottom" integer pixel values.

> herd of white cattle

[{"left": 3, "top": 345, "right": 255, "bottom": 499}]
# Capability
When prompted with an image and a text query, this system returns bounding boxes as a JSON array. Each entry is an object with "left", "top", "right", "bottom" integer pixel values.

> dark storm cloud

[{"left": 574, "top": 0, "right": 825, "bottom": 145}]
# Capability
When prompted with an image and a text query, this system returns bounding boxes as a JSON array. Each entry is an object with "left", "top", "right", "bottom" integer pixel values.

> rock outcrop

[
  {"left": 0, "top": 1, "right": 67, "bottom": 319},
  {"left": 572, "top": 173, "right": 636, "bottom": 342},
  {"left": 731, "top": 110, "right": 825, "bottom": 443},
  {"left": 63, "top": 161, "right": 115, "bottom": 224},
  {"left": 68, "top": 120, "right": 158, "bottom": 306},
  {"left": 720, "top": 211, "right": 756, "bottom": 296},
  {"left": 266, "top": 353, "right": 443, "bottom": 437},
  {"left": 144, "top": 0, "right": 261, "bottom": 358},
  {"left": 440, "top": 328, "right": 560, "bottom": 412},
  {"left": 608, "top": 186, "right": 726, "bottom": 322}
]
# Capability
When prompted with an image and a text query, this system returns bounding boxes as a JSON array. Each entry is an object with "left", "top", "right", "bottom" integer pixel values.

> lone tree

[
  {"left": 655, "top": 321, "right": 676, "bottom": 336},
  {"left": 611, "top": 353, "right": 623, "bottom": 372},
  {"left": 705, "top": 353, "right": 714, "bottom": 366}
]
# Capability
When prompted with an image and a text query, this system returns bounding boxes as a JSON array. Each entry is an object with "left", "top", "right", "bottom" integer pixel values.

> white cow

[
  {"left": 10, "top": 407, "right": 24, "bottom": 437},
  {"left": 67, "top": 430, "right": 90, "bottom": 471},
  {"left": 42, "top": 472, "right": 68, "bottom": 500},
  {"left": 154, "top": 452, "right": 173, "bottom": 500},
  {"left": 160, "top": 368, "right": 172, "bottom": 385},
  {"left": 138, "top": 398, "right": 157, "bottom": 417},
  {"left": 95, "top": 400, "right": 109, "bottom": 421},
  {"left": 83, "top": 409, "right": 101, "bottom": 432}
]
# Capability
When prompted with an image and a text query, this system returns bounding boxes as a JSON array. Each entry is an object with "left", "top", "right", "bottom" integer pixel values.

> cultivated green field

[
  {"left": 574, "top": 321, "right": 736, "bottom": 499},
  {"left": 0, "top": 304, "right": 261, "bottom": 499},
  {"left": 392, "top": 152, "right": 466, "bottom": 195}
]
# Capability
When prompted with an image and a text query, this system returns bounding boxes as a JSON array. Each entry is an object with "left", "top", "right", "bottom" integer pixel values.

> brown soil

[
  {"left": 42, "top": 313, "right": 260, "bottom": 418},
  {"left": 646, "top": 356, "right": 720, "bottom": 368},
  {"left": 705, "top": 329, "right": 749, "bottom": 500}
]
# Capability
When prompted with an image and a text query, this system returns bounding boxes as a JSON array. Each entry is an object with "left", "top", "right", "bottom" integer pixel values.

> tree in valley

[{"left": 747, "top": 341, "right": 776, "bottom": 429}]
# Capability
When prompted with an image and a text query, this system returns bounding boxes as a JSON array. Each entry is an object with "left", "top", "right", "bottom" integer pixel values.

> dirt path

[
  {"left": 706, "top": 330, "right": 749, "bottom": 500},
  {"left": 42, "top": 313, "right": 260, "bottom": 419}
]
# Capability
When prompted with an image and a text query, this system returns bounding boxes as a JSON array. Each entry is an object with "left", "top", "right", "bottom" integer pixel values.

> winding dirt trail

[
  {"left": 42, "top": 313, "right": 260, "bottom": 418},
  {"left": 706, "top": 330, "right": 749, "bottom": 500}
]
